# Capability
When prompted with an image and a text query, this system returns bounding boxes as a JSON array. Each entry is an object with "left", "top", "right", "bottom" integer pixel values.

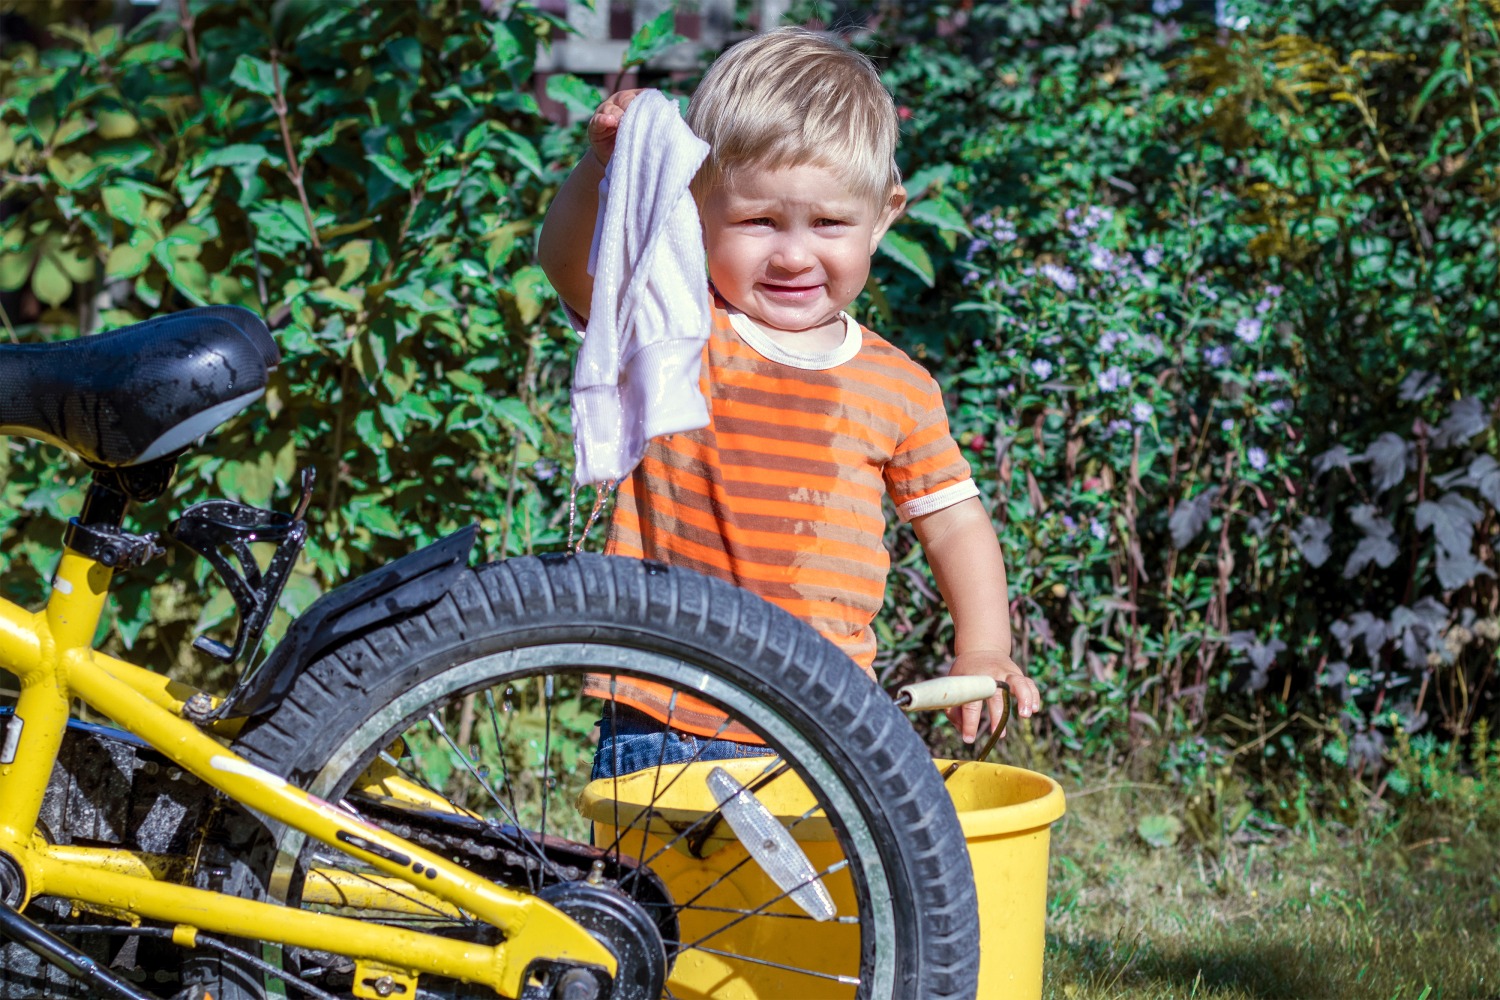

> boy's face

[{"left": 701, "top": 162, "right": 905, "bottom": 338}]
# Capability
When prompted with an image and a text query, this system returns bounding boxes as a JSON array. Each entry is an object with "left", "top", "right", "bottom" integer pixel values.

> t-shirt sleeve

[{"left": 884, "top": 375, "right": 978, "bottom": 523}]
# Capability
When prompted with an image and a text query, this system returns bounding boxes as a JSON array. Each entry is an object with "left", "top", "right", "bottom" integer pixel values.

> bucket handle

[{"left": 896, "top": 678, "right": 1012, "bottom": 782}]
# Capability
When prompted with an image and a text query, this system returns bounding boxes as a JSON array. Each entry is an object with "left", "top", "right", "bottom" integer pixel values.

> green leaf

[
  {"left": 386, "top": 37, "right": 422, "bottom": 76},
  {"left": 31, "top": 252, "right": 71, "bottom": 307},
  {"left": 250, "top": 199, "right": 314, "bottom": 248},
  {"left": 545, "top": 74, "right": 603, "bottom": 120},
  {"left": 511, "top": 264, "right": 552, "bottom": 323},
  {"left": 490, "top": 129, "right": 542, "bottom": 179},
  {"left": 493, "top": 397, "right": 541, "bottom": 447},
  {"left": 368, "top": 154, "right": 416, "bottom": 188},
  {"left": 906, "top": 195, "right": 972, "bottom": 237},
  {"left": 446, "top": 370, "right": 487, "bottom": 394},
  {"left": 623, "top": 8, "right": 685, "bottom": 69},
  {"left": 230, "top": 54, "right": 278, "bottom": 96},
  {"left": 101, "top": 184, "right": 146, "bottom": 227},
  {"left": 1136, "top": 814, "right": 1183, "bottom": 849},
  {"left": 197, "top": 143, "right": 283, "bottom": 174},
  {"left": 878, "top": 230, "right": 935, "bottom": 287},
  {"left": 360, "top": 504, "right": 402, "bottom": 539}
]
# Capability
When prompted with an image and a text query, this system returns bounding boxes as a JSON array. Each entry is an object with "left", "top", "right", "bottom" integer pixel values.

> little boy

[{"left": 538, "top": 27, "right": 1040, "bottom": 775}]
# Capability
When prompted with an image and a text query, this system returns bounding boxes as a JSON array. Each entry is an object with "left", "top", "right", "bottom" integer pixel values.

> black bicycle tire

[{"left": 207, "top": 554, "right": 980, "bottom": 1000}]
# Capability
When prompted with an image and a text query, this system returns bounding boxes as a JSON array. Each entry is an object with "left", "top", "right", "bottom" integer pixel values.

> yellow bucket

[{"left": 579, "top": 757, "right": 1065, "bottom": 999}]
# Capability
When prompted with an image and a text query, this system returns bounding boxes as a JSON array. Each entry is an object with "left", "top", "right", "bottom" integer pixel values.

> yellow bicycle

[{"left": 0, "top": 306, "right": 979, "bottom": 999}]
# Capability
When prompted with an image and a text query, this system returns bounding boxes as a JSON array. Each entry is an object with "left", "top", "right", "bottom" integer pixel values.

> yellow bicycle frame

[{"left": 0, "top": 548, "right": 616, "bottom": 997}]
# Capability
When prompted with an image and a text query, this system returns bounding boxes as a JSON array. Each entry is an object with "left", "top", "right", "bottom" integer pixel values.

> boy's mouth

[{"left": 759, "top": 282, "right": 823, "bottom": 299}]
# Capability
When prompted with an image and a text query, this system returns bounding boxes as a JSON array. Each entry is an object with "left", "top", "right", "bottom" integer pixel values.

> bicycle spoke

[
  {"left": 608, "top": 674, "right": 621, "bottom": 868},
  {"left": 538, "top": 673, "right": 554, "bottom": 882},
  {"left": 679, "top": 903, "right": 859, "bottom": 923},
  {"left": 679, "top": 858, "right": 849, "bottom": 950},
  {"left": 620, "top": 752, "right": 788, "bottom": 886},
  {"left": 636, "top": 689, "right": 679, "bottom": 873},
  {"left": 668, "top": 803, "right": 822, "bottom": 916},
  {"left": 669, "top": 942, "right": 860, "bottom": 986},
  {"left": 483, "top": 687, "right": 530, "bottom": 892},
  {"left": 421, "top": 709, "right": 569, "bottom": 884}
]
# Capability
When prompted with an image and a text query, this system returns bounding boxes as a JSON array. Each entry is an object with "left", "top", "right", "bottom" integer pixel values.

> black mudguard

[{"left": 222, "top": 524, "right": 477, "bottom": 720}]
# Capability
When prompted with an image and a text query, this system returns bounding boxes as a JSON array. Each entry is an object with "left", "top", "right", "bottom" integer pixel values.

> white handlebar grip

[{"left": 898, "top": 676, "right": 999, "bottom": 711}]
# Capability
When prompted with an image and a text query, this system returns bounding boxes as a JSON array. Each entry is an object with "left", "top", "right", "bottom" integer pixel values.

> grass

[{"left": 1040, "top": 777, "right": 1499, "bottom": 999}]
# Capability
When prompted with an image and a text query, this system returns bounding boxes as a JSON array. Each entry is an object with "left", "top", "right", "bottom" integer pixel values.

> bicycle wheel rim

[{"left": 266, "top": 640, "right": 897, "bottom": 998}]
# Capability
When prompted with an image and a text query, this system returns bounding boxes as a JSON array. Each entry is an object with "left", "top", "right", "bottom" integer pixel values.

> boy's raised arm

[
  {"left": 537, "top": 89, "right": 647, "bottom": 322},
  {"left": 911, "top": 496, "right": 1042, "bottom": 742}
]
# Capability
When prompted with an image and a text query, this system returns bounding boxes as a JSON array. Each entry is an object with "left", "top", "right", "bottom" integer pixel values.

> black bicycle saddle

[{"left": 0, "top": 306, "right": 279, "bottom": 468}]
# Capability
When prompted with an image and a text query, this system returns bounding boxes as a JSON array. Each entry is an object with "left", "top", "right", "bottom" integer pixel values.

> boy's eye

[
  {"left": 816, "top": 218, "right": 850, "bottom": 228},
  {"left": 742, "top": 217, "right": 774, "bottom": 227}
]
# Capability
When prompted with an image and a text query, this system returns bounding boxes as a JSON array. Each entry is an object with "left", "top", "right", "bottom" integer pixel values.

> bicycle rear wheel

[{"left": 205, "top": 554, "right": 979, "bottom": 999}]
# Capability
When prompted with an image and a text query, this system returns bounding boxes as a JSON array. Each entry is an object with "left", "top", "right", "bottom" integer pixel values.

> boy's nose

[{"left": 768, "top": 238, "right": 813, "bottom": 272}]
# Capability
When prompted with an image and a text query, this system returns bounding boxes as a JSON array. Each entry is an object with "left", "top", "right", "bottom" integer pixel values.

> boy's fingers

[
  {"left": 988, "top": 692, "right": 1009, "bottom": 735},
  {"left": 960, "top": 701, "right": 981, "bottom": 744}
]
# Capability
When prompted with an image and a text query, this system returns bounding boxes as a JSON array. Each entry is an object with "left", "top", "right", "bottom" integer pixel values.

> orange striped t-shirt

[{"left": 589, "top": 296, "right": 976, "bottom": 734}]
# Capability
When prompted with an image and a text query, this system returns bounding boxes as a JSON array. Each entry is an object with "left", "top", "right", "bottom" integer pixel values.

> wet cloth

[{"left": 570, "top": 89, "right": 712, "bottom": 485}]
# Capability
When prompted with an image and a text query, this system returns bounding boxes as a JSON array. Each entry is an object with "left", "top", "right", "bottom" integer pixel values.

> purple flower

[
  {"left": 1142, "top": 246, "right": 1164, "bottom": 267},
  {"left": 1106, "top": 418, "right": 1132, "bottom": 436},
  {"left": 1203, "top": 345, "right": 1230, "bottom": 367},
  {"left": 1062, "top": 514, "right": 1078, "bottom": 531},
  {"left": 1268, "top": 398, "right": 1292, "bottom": 414},
  {"left": 1247, "top": 446, "right": 1268, "bottom": 471},
  {"left": 1087, "top": 243, "right": 1117, "bottom": 272},
  {"left": 1131, "top": 401, "right": 1153, "bottom": 423},
  {"left": 1265, "top": 284, "right": 1284, "bottom": 298},
  {"left": 982, "top": 217, "right": 1018, "bottom": 243},
  {"left": 1099, "top": 329, "right": 1128, "bottom": 352},
  {"left": 1221, "top": 418, "right": 1234, "bottom": 432},
  {"left": 533, "top": 457, "right": 559, "bottom": 481},
  {"left": 1066, "top": 206, "right": 1112, "bottom": 238},
  {"left": 1254, "top": 369, "right": 1280, "bottom": 383},
  {"left": 965, "top": 238, "right": 990, "bottom": 260},
  {"left": 1097, "top": 365, "right": 1132, "bottom": 392},
  {"left": 1031, "top": 358, "right": 1055, "bottom": 379},
  {"left": 1255, "top": 298, "right": 1273, "bottom": 315},
  {"left": 1235, "top": 317, "right": 1263, "bottom": 344},
  {"left": 1040, "top": 263, "right": 1078, "bottom": 293},
  {"left": 962, "top": 270, "right": 980, "bottom": 285},
  {"left": 1090, "top": 519, "right": 1108, "bottom": 540}
]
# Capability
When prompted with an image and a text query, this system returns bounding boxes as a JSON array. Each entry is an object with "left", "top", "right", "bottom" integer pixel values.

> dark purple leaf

[
  {"left": 1415, "top": 492, "right": 1483, "bottom": 556},
  {"left": 1343, "top": 536, "right": 1400, "bottom": 577},
  {"left": 1292, "top": 515, "right": 1332, "bottom": 567},
  {"left": 1360, "top": 433, "right": 1410, "bottom": 494},
  {"left": 1470, "top": 454, "right": 1500, "bottom": 510},
  {"left": 1320, "top": 661, "right": 1350, "bottom": 688},
  {"left": 1169, "top": 486, "right": 1219, "bottom": 549},
  {"left": 1349, "top": 504, "right": 1395, "bottom": 539},
  {"left": 1397, "top": 369, "right": 1441, "bottom": 401},
  {"left": 1436, "top": 548, "right": 1496, "bottom": 590},
  {"left": 1313, "top": 445, "right": 1354, "bottom": 477},
  {"left": 1432, "top": 396, "right": 1489, "bottom": 449}
]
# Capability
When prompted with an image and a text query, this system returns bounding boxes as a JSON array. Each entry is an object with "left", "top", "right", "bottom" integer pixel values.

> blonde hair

[{"left": 686, "top": 27, "right": 901, "bottom": 205}]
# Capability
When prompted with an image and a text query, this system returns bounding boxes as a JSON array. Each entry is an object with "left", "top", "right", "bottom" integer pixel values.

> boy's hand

[
  {"left": 588, "top": 89, "right": 648, "bottom": 167},
  {"left": 945, "top": 650, "right": 1040, "bottom": 744}
]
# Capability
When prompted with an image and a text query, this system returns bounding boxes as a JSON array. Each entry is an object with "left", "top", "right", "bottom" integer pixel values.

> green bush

[
  {"left": 858, "top": 0, "right": 1499, "bottom": 781},
  {"left": 0, "top": 0, "right": 589, "bottom": 680}
]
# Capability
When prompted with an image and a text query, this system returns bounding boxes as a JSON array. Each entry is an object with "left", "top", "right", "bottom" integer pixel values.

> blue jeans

[{"left": 591, "top": 704, "right": 776, "bottom": 780}]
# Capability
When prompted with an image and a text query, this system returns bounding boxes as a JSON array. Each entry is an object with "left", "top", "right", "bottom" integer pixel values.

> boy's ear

[{"left": 870, "top": 185, "right": 908, "bottom": 252}]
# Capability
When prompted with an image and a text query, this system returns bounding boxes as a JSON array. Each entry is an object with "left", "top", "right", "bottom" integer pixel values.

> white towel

[{"left": 571, "top": 90, "right": 711, "bottom": 486}]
